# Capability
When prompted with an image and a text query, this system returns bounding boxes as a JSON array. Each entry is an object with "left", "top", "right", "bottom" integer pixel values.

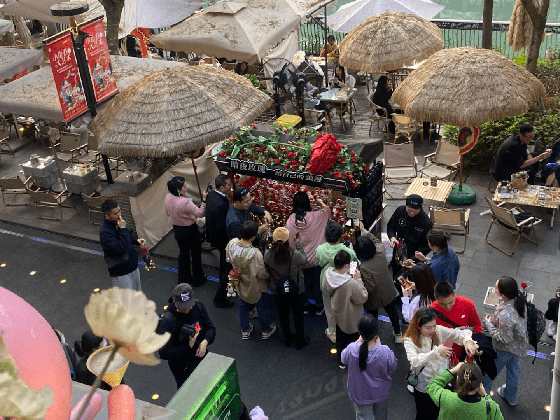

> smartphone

[
  {"left": 443, "top": 338, "right": 453, "bottom": 348},
  {"left": 348, "top": 261, "right": 357, "bottom": 276}
]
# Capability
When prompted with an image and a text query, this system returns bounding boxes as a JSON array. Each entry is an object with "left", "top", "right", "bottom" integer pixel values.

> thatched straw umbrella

[
  {"left": 338, "top": 12, "right": 443, "bottom": 73},
  {"left": 89, "top": 65, "right": 272, "bottom": 158},
  {"left": 392, "top": 46, "right": 545, "bottom": 127},
  {"left": 392, "top": 46, "right": 546, "bottom": 199},
  {"left": 507, "top": 0, "right": 544, "bottom": 52}
]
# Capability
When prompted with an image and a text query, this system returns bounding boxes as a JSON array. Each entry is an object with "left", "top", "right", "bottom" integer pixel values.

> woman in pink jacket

[
  {"left": 165, "top": 176, "right": 207, "bottom": 286},
  {"left": 285, "top": 191, "right": 331, "bottom": 315}
]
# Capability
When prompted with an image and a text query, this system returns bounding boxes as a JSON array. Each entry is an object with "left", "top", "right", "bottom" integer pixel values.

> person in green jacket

[
  {"left": 427, "top": 362, "right": 503, "bottom": 420},
  {"left": 316, "top": 221, "right": 357, "bottom": 343}
]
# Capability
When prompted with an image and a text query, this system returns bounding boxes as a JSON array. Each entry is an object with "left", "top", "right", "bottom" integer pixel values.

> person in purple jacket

[{"left": 341, "top": 314, "right": 397, "bottom": 420}]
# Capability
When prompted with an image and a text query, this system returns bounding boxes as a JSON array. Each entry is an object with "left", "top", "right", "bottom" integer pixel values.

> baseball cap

[
  {"left": 232, "top": 187, "right": 249, "bottom": 202},
  {"left": 172, "top": 283, "right": 195, "bottom": 311},
  {"left": 406, "top": 194, "right": 423, "bottom": 209},
  {"left": 273, "top": 227, "right": 290, "bottom": 243}
]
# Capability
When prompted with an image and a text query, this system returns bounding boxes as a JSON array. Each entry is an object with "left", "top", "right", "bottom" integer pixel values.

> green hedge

[{"left": 443, "top": 57, "right": 560, "bottom": 173}]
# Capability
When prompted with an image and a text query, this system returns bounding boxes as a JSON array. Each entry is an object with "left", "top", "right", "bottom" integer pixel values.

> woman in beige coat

[
  {"left": 226, "top": 221, "right": 275, "bottom": 340},
  {"left": 322, "top": 249, "right": 368, "bottom": 369},
  {"left": 355, "top": 224, "right": 402, "bottom": 343}
]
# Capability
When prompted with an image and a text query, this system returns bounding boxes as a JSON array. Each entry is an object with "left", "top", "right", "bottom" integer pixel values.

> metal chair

[
  {"left": 77, "top": 134, "right": 101, "bottom": 165},
  {"left": 382, "top": 142, "right": 418, "bottom": 199},
  {"left": 50, "top": 130, "right": 86, "bottom": 164},
  {"left": 0, "top": 176, "right": 32, "bottom": 206},
  {"left": 81, "top": 193, "right": 104, "bottom": 225},
  {"left": 26, "top": 188, "right": 73, "bottom": 221},
  {"left": 367, "top": 96, "right": 388, "bottom": 136},
  {"left": 484, "top": 197, "right": 542, "bottom": 256},
  {"left": 420, "top": 140, "right": 460, "bottom": 181},
  {"left": 429, "top": 206, "right": 470, "bottom": 254}
]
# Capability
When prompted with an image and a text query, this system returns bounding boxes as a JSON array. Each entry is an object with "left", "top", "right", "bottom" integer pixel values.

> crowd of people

[{"left": 90, "top": 171, "right": 559, "bottom": 420}]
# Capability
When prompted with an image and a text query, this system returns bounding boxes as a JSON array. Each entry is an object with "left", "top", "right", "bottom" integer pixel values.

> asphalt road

[{"left": 0, "top": 220, "right": 553, "bottom": 419}]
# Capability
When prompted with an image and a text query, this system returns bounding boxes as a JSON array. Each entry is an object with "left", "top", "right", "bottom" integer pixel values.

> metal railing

[{"left": 300, "top": 19, "right": 560, "bottom": 59}]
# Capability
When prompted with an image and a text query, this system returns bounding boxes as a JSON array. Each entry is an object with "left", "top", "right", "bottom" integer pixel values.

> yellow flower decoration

[{"left": 84, "top": 288, "right": 170, "bottom": 366}]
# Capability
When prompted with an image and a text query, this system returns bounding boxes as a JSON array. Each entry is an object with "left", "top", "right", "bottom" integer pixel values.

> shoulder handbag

[
  {"left": 405, "top": 365, "right": 426, "bottom": 387},
  {"left": 275, "top": 251, "right": 299, "bottom": 295},
  {"left": 405, "top": 343, "right": 433, "bottom": 387}
]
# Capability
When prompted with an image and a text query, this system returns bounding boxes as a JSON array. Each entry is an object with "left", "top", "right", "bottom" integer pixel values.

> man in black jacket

[
  {"left": 158, "top": 283, "right": 216, "bottom": 388},
  {"left": 99, "top": 200, "right": 146, "bottom": 291},
  {"left": 206, "top": 174, "right": 235, "bottom": 308},
  {"left": 387, "top": 194, "right": 432, "bottom": 269},
  {"left": 493, "top": 123, "right": 551, "bottom": 184}
]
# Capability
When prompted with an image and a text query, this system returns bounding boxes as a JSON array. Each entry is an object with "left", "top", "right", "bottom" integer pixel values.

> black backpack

[
  {"left": 275, "top": 252, "right": 299, "bottom": 295},
  {"left": 526, "top": 300, "right": 546, "bottom": 363}
]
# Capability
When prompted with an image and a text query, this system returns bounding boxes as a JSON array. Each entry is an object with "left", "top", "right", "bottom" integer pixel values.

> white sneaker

[
  {"left": 394, "top": 333, "right": 403, "bottom": 344},
  {"left": 325, "top": 328, "right": 336, "bottom": 343},
  {"left": 262, "top": 323, "right": 277, "bottom": 340},
  {"left": 548, "top": 322, "right": 557, "bottom": 337},
  {"left": 406, "top": 385, "right": 414, "bottom": 394}
]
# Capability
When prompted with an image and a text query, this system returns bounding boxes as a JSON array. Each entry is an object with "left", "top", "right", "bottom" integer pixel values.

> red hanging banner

[
  {"left": 46, "top": 33, "right": 88, "bottom": 122},
  {"left": 81, "top": 17, "right": 118, "bottom": 104}
]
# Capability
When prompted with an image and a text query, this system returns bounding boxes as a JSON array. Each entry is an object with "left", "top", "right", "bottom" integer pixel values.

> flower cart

[{"left": 213, "top": 124, "right": 385, "bottom": 239}]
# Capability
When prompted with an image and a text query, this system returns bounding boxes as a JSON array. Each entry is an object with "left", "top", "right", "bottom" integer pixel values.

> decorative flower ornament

[
  {"left": 84, "top": 288, "right": 170, "bottom": 366},
  {"left": 0, "top": 334, "right": 53, "bottom": 420},
  {"left": 292, "top": 50, "right": 306, "bottom": 68}
]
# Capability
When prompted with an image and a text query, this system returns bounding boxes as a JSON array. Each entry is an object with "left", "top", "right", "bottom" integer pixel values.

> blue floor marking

[{"left": 0, "top": 228, "right": 220, "bottom": 282}]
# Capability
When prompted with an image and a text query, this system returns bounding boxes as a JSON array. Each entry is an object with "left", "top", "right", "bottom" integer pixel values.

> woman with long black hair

[
  {"left": 483, "top": 276, "right": 528, "bottom": 406},
  {"left": 370, "top": 75, "right": 396, "bottom": 134},
  {"left": 264, "top": 227, "right": 309, "bottom": 349},
  {"left": 342, "top": 314, "right": 397, "bottom": 420},
  {"left": 285, "top": 191, "right": 330, "bottom": 315},
  {"left": 165, "top": 176, "right": 207, "bottom": 286},
  {"left": 400, "top": 263, "right": 436, "bottom": 323}
]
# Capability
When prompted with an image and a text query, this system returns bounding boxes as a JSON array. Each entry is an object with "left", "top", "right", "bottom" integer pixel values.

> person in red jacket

[{"left": 431, "top": 282, "right": 482, "bottom": 362}]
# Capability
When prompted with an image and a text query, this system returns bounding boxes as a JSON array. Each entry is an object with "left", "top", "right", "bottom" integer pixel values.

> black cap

[
  {"left": 172, "top": 283, "right": 195, "bottom": 311},
  {"left": 406, "top": 194, "right": 423, "bottom": 209},
  {"left": 232, "top": 187, "right": 248, "bottom": 202}
]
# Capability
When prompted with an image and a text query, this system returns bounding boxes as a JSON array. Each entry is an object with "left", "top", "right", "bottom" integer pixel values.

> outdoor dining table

[
  {"left": 404, "top": 177, "right": 455, "bottom": 208},
  {"left": 21, "top": 155, "right": 59, "bottom": 189},
  {"left": 318, "top": 87, "right": 355, "bottom": 131},
  {"left": 0, "top": 47, "right": 43, "bottom": 82},
  {"left": 62, "top": 163, "right": 100, "bottom": 195},
  {"left": 492, "top": 184, "right": 560, "bottom": 228},
  {"left": 0, "top": 19, "right": 14, "bottom": 37}
]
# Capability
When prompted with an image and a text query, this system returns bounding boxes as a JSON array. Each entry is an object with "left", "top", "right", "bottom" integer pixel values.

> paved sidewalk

[{"left": 1, "top": 81, "right": 558, "bottom": 321}]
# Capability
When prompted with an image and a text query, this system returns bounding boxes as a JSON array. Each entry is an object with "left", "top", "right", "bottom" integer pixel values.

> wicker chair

[{"left": 367, "top": 96, "right": 388, "bottom": 136}]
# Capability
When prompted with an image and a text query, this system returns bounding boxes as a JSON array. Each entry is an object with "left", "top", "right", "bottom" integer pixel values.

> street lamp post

[{"left": 51, "top": 1, "right": 114, "bottom": 184}]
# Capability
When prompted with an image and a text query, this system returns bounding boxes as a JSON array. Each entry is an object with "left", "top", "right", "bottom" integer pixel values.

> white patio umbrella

[
  {"left": 150, "top": 0, "right": 302, "bottom": 63},
  {"left": 328, "top": 0, "right": 444, "bottom": 33},
  {"left": 0, "top": 0, "right": 204, "bottom": 37}
]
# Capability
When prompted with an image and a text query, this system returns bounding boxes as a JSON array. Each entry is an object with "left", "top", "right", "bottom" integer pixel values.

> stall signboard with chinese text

[
  {"left": 81, "top": 17, "right": 118, "bottom": 103},
  {"left": 215, "top": 156, "right": 348, "bottom": 191},
  {"left": 46, "top": 33, "right": 88, "bottom": 122}
]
